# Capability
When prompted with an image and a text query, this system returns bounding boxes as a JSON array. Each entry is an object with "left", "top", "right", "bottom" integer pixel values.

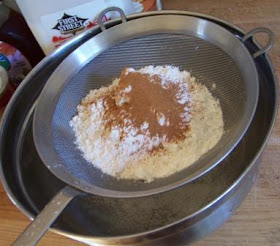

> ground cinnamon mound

[{"left": 102, "top": 69, "right": 191, "bottom": 149}]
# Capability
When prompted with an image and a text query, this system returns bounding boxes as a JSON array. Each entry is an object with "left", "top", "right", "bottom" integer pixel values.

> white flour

[{"left": 70, "top": 66, "right": 224, "bottom": 182}]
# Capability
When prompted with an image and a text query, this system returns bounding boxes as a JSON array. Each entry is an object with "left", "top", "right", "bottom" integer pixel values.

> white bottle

[{"left": 15, "top": 0, "right": 143, "bottom": 55}]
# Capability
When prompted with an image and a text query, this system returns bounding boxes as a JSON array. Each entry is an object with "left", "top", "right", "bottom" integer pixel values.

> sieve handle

[
  {"left": 13, "top": 186, "right": 81, "bottom": 246},
  {"left": 98, "top": 7, "right": 127, "bottom": 32},
  {"left": 242, "top": 27, "right": 274, "bottom": 58}
]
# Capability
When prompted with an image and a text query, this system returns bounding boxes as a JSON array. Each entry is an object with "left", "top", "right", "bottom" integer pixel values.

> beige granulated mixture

[{"left": 70, "top": 66, "right": 224, "bottom": 182}]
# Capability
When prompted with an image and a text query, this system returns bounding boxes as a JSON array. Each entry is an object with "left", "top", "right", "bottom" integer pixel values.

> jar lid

[{"left": 0, "top": 66, "right": 8, "bottom": 98}]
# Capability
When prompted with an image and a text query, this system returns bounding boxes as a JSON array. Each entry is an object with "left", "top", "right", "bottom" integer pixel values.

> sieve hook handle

[
  {"left": 242, "top": 27, "right": 274, "bottom": 58},
  {"left": 13, "top": 186, "right": 81, "bottom": 246},
  {"left": 98, "top": 7, "right": 127, "bottom": 32}
]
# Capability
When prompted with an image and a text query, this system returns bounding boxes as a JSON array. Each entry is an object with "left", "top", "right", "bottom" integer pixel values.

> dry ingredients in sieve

[{"left": 70, "top": 66, "right": 224, "bottom": 182}]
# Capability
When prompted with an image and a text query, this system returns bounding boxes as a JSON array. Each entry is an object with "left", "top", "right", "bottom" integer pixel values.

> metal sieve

[
  {"left": 13, "top": 8, "right": 274, "bottom": 245},
  {"left": 33, "top": 9, "right": 275, "bottom": 198}
]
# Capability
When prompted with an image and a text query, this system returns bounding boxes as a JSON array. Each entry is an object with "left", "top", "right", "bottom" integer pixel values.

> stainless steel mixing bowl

[{"left": 0, "top": 10, "right": 277, "bottom": 245}]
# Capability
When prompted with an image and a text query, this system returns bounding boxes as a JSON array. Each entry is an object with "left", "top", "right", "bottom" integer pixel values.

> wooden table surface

[{"left": 0, "top": 0, "right": 279, "bottom": 245}]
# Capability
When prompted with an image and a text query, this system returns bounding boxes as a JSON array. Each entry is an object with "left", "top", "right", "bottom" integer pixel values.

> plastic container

[
  {"left": 0, "top": 4, "right": 44, "bottom": 67},
  {"left": 16, "top": 0, "right": 160, "bottom": 54},
  {"left": 0, "top": 4, "right": 45, "bottom": 88},
  {"left": 0, "top": 66, "right": 14, "bottom": 107}
]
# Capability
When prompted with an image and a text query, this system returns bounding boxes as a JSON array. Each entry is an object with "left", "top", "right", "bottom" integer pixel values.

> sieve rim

[{"left": 33, "top": 14, "right": 259, "bottom": 198}]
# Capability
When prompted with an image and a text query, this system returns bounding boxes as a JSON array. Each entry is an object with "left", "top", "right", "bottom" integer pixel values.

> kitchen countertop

[{"left": 0, "top": 0, "right": 279, "bottom": 245}]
